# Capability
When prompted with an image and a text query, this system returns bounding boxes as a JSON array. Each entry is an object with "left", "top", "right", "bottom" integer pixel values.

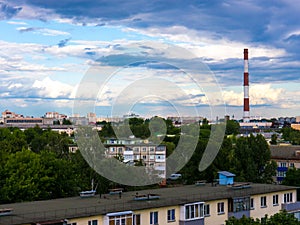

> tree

[
  {"left": 282, "top": 168, "right": 300, "bottom": 200},
  {"left": 226, "top": 215, "right": 260, "bottom": 225},
  {"left": 226, "top": 211, "right": 300, "bottom": 225},
  {"left": 234, "top": 134, "right": 274, "bottom": 183},
  {"left": 62, "top": 118, "right": 72, "bottom": 125},
  {"left": 269, "top": 134, "right": 278, "bottom": 145},
  {"left": 225, "top": 120, "right": 240, "bottom": 135}
]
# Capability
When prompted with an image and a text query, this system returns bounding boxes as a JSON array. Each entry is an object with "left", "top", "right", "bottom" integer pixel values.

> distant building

[
  {"left": 69, "top": 116, "right": 89, "bottom": 126},
  {"left": 87, "top": 112, "right": 97, "bottom": 124},
  {"left": 1, "top": 109, "right": 23, "bottom": 119},
  {"left": 291, "top": 124, "right": 300, "bottom": 131},
  {"left": 4, "top": 117, "right": 44, "bottom": 127},
  {"left": 44, "top": 112, "right": 67, "bottom": 119},
  {"left": 270, "top": 145, "right": 300, "bottom": 183},
  {"left": 104, "top": 138, "right": 166, "bottom": 179}
]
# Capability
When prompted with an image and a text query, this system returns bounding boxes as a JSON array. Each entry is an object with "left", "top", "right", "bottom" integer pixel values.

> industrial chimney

[{"left": 243, "top": 49, "right": 250, "bottom": 122}]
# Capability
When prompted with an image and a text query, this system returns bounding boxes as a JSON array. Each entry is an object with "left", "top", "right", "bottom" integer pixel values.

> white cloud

[
  {"left": 222, "top": 84, "right": 284, "bottom": 106},
  {"left": 7, "top": 21, "right": 27, "bottom": 25},
  {"left": 32, "top": 77, "right": 74, "bottom": 98},
  {"left": 8, "top": 83, "right": 23, "bottom": 89}
]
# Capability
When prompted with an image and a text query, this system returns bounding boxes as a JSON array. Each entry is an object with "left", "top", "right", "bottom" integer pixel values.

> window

[
  {"left": 88, "top": 220, "right": 98, "bottom": 225},
  {"left": 167, "top": 209, "right": 175, "bottom": 222},
  {"left": 133, "top": 214, "right": 141, "bottom": 225},
  {"left": 250, "top": 198, "right": 254, "bottom": 209},
  {"left": 273, "top": 195, "right": 279, "bottom": 206},
  {"left": 109, "top": 214, "right": 132, "bottom": 225},
  {"left": 232, "top": 197, "right": 250, "bottom": 212},
  {"left": 284, "top": 193, "right": 293, "bottom": 203},
  {"left": 118, "top": 147, "right": 123, "bottom": 153},
  {"left": 204, "top": 204, "right": 210, "bottom": 216},
  {"left": 217, "top": 202, "right": 225, "bottom": 214},
  {"left": 150, "top": 211, "right": 158, "bottom": 225},
  {"left": 150, "top": 147, "right": 155, "bottom": 152},
  {"left": 277, "top": 171, "right": 287, "bottom": 177},
  {"left": 261, "top": 196, "right": 267, "bottom": 208},
  {"left": 142, "top": 147, "right": 147, "bottom": 152},
  {"left": 185, "top": 203, "right": 204, "bottom": 220},
  {"left": 280, "top": 162, "right": 287, "bottom": 167},
  {"left": 290, "top": 163, "right": 295, "bottom": 168}
]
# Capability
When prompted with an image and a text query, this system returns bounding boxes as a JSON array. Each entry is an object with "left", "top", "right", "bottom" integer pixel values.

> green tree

[
  {"left": 234, "top": 134, "right": 274, "bottom": 183},
  {"left": 225, "top": 120, "right": 240, "bottom": 135},
  {"left": 226, "top": 215, "right": 260, "bottom": 225},
  {"left": 269, "top": 134, "right": 278, "bottom": 145},
  {"left": 282, "top": 168, "right": 300, "bottom": 200},
  {"left": 62, "top": 118, "right": 72, "bottom": 125},
  {"left": 226, "top": 211, "right": 300, "bottom": 224}
]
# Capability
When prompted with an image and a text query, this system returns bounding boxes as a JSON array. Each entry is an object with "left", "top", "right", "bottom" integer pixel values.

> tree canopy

[{"left": 226, "top": 211, "right": 300, "bottom": 225}]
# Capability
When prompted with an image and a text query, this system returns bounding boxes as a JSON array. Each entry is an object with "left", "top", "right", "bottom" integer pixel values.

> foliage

[
  {"left": 282, "top": 127, "right": 300, "bottom": 145},
  {"left": 269, "top": 133, "right": 278, "bottom": 145},
  {"left": 282, "top": 168, "right": 300, "bottom": 200},
  {"left": 225, "top": 120, "right": 240, "bottom": 135},
  {"left": 0, "top": 119, "right": 278, "bottom": 203},
  {"left": 234, "top": 134, "right": 274, "bottom": 183},
  {"left": 226, "top": 215, "right": 260, "bottom": 225},
  {"left": 226, "top": 211, "right": 300, "bottom": 225}
]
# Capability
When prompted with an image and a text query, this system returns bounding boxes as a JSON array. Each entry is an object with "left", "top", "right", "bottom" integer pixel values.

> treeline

[
  {"left": 282, "top": 127, "right": 300, "bottom": 145},
  {"left": 0, "top": 118, "right": 276, "bottom": 203},
  {"left": 0, "top": 126, "right": 110, "bottom": 203}
]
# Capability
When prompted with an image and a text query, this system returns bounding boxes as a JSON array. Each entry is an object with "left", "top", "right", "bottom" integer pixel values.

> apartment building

[
  {"left": 270, "top": 145, "right": 300, "bottom": 183},
  {"left": 1, "top": 182, "right": 299, "bottom": 225},
  {"left": 104, "top": 138, "right": 166, "bottom": 179}
]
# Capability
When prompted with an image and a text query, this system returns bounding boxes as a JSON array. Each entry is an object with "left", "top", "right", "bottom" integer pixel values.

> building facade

[
  {"left": 1, "top": 183, "right": 299, "bottom": 225},
  {"left": 104, "top": 138, "right": 166, "bottom": 179},
  {"left": 270, "top": 145, "right": 300, "bottom": 183}
]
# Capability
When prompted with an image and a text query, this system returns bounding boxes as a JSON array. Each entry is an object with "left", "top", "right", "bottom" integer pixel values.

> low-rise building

[
  {"left": 0, "top": 183, "right": 299, "bottom": 225},
  {"left": 270, "top": 145, "right": 300, "bottom": 183}
]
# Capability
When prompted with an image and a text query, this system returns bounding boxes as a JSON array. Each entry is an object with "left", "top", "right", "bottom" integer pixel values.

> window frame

[
  {"left": 217, "top": 202, "right": 225, "bottom": 215},
  {"left": 150, "top": 211, "right": 158, "bottom": 225},
  {"left": 273, "top": 194, "right": 279, "bottom": 206},
  {"left": 167, "top": 209, "right": 176, "bottom": 222},
  {"left": 260, "top": 196, "right": 267, "bottom": 208},
  {"left": 204, "top": 204, "right": 210, "bottom": 216},
  {"left": 250, "top": 198, "right": 254, "bottom": 210}
]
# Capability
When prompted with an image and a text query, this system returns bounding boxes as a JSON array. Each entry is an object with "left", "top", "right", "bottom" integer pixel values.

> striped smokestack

[{"left": 243, "top": 48, "right": 250, "bottom": 122}]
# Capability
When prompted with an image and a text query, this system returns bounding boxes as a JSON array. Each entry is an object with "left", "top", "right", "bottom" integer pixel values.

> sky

[{"left": 1, "top": 0, "right": 300, "bottom": 120}]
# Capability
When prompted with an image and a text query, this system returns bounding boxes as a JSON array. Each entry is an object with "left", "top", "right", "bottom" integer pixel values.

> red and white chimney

[{"left": 243, "top": 48, "right": 250, "bottom": 122}]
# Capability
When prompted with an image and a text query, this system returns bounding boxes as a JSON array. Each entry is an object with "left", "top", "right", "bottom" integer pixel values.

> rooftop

[
  {"left": 0, "top": 183, "right": 297, "bottom": 225},
  {"left": 270, "top": 145, "right": 300, "bottom": 160}
]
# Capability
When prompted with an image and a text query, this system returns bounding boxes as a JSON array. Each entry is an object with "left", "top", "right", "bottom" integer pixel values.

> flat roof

[{"left": 0, "top": 183, "right": 297, "bottom": 225}]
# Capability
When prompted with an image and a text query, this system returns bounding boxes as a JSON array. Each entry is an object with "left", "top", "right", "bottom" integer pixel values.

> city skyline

[{"left": 1, "top": 1, "right": 300, "bottom": 119}]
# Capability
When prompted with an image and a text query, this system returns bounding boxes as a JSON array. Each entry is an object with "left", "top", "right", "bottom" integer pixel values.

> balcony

[
  {"left": 282, "top": 202, "right": 300, "bottom": 212},
  {"left": 228, "top": 210, "right": 250, "bottom": 219}
]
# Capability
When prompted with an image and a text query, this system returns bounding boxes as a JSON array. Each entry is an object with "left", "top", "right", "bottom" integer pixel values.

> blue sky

[{"left": 0, "top": 0, "right": 300, "bottom": 120}]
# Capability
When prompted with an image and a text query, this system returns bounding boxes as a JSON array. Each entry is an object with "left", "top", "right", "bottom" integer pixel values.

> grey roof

[
  {"left": 0, "top": 183, "right": 297, "bottom": 225},
  {"left": 270, "top": 145, "right": 300, "bottom": 160}
]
